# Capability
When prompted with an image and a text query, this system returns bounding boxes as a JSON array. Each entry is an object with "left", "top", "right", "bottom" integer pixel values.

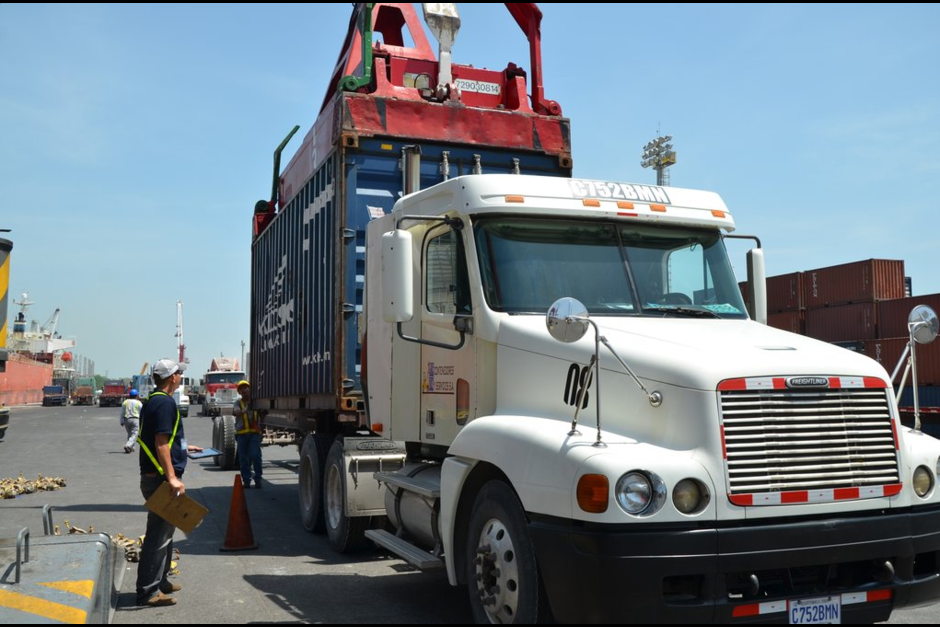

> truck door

[{"left": 420, "top": 223, "right": 475, "bottom": 446}]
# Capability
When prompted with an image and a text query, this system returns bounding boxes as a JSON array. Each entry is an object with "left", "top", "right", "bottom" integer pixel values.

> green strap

[{"left": 137, "top": 391, "right": 181, "bottom": 476}]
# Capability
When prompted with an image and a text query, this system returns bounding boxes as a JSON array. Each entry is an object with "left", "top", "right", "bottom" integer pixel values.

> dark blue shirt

[{"left": 138, "top": 391, "right": 187, "bottom": 476}]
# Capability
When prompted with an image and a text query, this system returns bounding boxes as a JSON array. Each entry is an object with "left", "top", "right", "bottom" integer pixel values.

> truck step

[
  {"left": 365, "top": 529, "right": 443, "bottom": 570},
  {"left": 373, "top": 471, "right": 440, "bottom": 498}
]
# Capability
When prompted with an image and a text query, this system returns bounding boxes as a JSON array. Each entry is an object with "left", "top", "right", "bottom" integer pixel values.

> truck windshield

[
  {"left": 473, "top": 217, "right": 747, "bottom": 319},
  {"left": 205, "top": 373, "right": 245, "bottom": 385}
]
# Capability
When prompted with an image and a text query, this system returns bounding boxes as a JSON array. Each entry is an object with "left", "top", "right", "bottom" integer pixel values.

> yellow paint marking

[
  {"left": 0, "top": 587, "right": 87, "bottom": 623},
  {"left": 0, "top": 254, "right": 9, "bottom": 295},
  {"left": 38, "top": 579, "right": 95, "bottom": 598}
]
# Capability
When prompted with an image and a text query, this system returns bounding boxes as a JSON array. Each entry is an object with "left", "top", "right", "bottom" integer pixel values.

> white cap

[{"left": 152, "top": 358, "right": 185, "bottom": 379}]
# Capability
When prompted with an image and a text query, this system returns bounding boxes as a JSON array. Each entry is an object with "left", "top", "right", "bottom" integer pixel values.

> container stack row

[{"left": 741, "top": 259, "right": 940, "bottom": 432}]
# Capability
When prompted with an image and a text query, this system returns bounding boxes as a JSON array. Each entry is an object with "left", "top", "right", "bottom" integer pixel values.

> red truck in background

[
  {"left": 98, "top": 380, "right": 126, "bottom": 407},
  {"left": 201, "top": 357, "right": 244, "bottom": 417}
]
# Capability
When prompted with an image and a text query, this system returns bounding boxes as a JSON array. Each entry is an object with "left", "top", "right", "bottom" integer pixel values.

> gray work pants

[
  {"left": 135, "top": 474, "right": 176, "bottom": 604},
  {"left": 124, "top": 418, "right": 139, "bottom": 451}
]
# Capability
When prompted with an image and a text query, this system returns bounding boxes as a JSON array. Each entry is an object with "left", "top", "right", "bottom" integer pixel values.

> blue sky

[{"left": 2, "top": 3, "right": 939, "bottom": 378}]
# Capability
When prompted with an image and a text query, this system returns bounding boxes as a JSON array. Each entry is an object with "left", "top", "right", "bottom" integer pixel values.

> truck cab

[{"left": 361, "top": 173, "right": 940, "bottom": 623}]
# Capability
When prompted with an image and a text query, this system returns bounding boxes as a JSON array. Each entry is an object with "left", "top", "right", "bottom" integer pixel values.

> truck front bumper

[{"left": 530, "top": 505, "right": 940, "bottom": 623}]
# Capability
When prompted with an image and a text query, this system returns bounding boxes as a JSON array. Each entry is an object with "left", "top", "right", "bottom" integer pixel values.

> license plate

[{"left": 788, "top": 595, "right": 841, "bottom": 624}]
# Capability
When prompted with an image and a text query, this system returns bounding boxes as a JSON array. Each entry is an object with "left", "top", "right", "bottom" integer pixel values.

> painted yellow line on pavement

[
  {"left": 38, "top": 579, "right": 95, "bottom": 598},
  {"left": 0, "top": 587, "right": 88, "bottom": 623}
]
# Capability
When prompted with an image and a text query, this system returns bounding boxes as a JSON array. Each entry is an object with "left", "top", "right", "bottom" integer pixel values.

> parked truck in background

[
  {"left": 71, "top": 376, "right": 96, "bottom": 406},
  {"left": 131, "top": 374, "right": 154, "bottom": 400},
  {"left": 202, "top": 357, "right": 244, "bottom": 417},
  {"left": 98, "top": 380, "right": 126, "bottom": 407},
  {"left": 245, "top": 3, "right": 940, "bottom": 623},
  {"left": 42, "top": 385, "right": 68, "bottom": 407}
]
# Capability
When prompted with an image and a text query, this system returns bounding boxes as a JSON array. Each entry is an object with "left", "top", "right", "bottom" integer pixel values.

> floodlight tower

[{"left": 640, "top": 134, "right": 677, "bottom": 186}]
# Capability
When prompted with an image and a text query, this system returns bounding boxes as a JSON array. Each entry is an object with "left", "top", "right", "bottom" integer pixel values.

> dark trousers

[
  {"left": 135, "top": 474, "right": 176, "bottom": 604},
  {"left": 236, "top": 432, "right": 263, "bottom": 484}
]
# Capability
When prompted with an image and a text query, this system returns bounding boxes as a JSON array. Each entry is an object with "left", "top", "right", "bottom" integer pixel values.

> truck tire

[
  {"left": 466, "top": 481, "right": 551, "bottom": 624},
  {"left": 299, "top": 433, "right": 333, "bottom": 533},
  {"left": 324, "top": 440, "right": 369, "bottom": 553},
  {"left": 212, "top": 415, "right": 238, "bottom": 470}
]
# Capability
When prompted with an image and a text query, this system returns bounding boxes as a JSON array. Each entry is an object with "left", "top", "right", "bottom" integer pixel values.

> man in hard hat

[
  {"left": 233, "top": 380, "right": 263, "bottom": 488},
  {"left": 120, "top": 388, "right": 143, "bottom": 453},
  {"left": 136, "top": 358, "right": 202, "bottom": 607}
]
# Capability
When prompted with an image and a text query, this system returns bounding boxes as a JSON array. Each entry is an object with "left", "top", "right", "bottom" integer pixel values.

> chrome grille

[{"left": 720, "top": 388, "right": 899, "bottom": 494}]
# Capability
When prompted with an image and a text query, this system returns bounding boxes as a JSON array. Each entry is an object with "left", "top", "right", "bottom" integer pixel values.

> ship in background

[{"left": 0, "top": 293, "right": 78, "bottom": 405}]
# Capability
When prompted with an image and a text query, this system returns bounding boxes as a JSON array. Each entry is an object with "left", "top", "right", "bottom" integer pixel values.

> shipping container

[
  {"left": 767, "top": 310, "right": 804, "bottom": 334},
  {"left": 877, "top": 293, "right": 940, "bottom": 339},
  {"left": 832, "top": 340, "right": 866, "bottom": 354},
  {"left": 766, "top": 272, "right": 803, "bottom": 312},
  {"left": 803, "top": 259, "right": 905, "bottom": 309},
  {"left": 865, "top": 337, "right": 940, "bottom": 386},
  {"left": 249, "top": 10, "right": 572, "bottom": 426},
  {"left": 897, "top": 386, "right": 940, "bottom": 409},
  {"left": 805, "top": 302, "right": 878, "bottom": 342}
]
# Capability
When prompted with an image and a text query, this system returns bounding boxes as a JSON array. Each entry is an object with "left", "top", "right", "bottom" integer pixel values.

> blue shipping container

[{"left": 250, "top": 138, "right": 570, "bottom": 410}]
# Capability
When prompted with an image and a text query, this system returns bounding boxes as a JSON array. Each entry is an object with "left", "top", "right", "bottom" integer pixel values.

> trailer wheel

[
  {"left": 466, "top": 481, "right": 550, "bottom": 624},
  {"left": 212, "top": 415, "right": 237, "bottom": 470},
  {"left": 299, "top": 433, "right": 332, "bottom": 533},
  {"left": 324, "top": 440, "right": 369, "bottom": 552}
]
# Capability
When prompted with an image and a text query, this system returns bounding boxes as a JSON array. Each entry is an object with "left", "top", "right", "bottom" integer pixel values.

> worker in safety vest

[
  {"left": 120, "top": 388, "right": 143, "bottom": 453},
  {"left": 233, "top": 379, "right": 263, "bottom": 488},
  {"left": 135, "top": 358, "right": 202, "bottom": 608}
]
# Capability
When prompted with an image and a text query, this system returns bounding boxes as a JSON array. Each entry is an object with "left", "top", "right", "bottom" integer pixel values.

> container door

[{"left": 420, "top": 223, "right": 475, "bottom": 446}]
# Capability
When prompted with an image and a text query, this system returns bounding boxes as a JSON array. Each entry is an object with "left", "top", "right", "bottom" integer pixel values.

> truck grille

[{"left": 719, "top": 380, "right": 899, "bottom": 504}]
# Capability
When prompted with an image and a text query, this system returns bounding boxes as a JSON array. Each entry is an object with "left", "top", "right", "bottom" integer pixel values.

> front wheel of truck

[
  {"left": 466, "top": 480, "right": 551, "bottom": 624},
  {"left": 299, "top": 433, "right": 332, "bottom": 533}
]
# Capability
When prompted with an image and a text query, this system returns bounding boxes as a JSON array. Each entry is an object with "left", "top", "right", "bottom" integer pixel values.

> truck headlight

[
  {"left": 616, "top": 471, "right": 666, "bottom": 516},
  {"left": 913, "top": 466, "right": 934, "bottom": 498},
  {"left": 673, "top": 478, "right": 709, "bottom": 514}
]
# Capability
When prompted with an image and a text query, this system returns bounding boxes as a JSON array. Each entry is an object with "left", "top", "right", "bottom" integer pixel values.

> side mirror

[
  {"left": 910, "top": 305, "right": 939, "bottom": 345},
  {"left": 382, "top": 230, "right": 414, "bottom": 323},
  {"left": 746, "top": 248, "right": 767, "bottom": 325},
  {"left": 546, "top": 298, "right": 590, "bottom": 343}
]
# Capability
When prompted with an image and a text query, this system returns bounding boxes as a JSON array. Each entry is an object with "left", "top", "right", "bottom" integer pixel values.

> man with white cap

[{"left": 135, "top": 358, "right": 203, "bottom": 607}]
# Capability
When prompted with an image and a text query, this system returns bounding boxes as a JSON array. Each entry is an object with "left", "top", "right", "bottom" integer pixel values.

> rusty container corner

[
  {"left": 768, "top": 310, "right": 805, "bottom": 335},
  {"left": 766, "top": 272, "right": 804, "bottom": 313}
]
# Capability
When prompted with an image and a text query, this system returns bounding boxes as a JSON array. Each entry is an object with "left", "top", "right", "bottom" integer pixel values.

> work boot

[
  {"left": 159, "top": 581, "right": 182, "bottom": 594},
  {"left": 141, "top": 592, "right": 176, "bottom": 607},
  {"left": 255, "top": 480, "right": 263, "bottom": 489}
]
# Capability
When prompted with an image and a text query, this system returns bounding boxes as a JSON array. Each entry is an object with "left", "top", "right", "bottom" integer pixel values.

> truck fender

[{"left": 442, "top": 415, "right": 598, "bottom": 584}]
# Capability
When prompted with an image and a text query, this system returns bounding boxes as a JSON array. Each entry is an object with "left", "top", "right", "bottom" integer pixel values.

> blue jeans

[
  {"left": 235, "top": 432, "right": 262, "bottom": 485},
  {"left": 136, "top": 474, "right": 177, "bottom": 604}
]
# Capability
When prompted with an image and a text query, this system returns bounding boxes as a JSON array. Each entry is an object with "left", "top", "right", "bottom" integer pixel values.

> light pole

[{"left": 640, "top": 135, "right": 677, "bottom": 186}]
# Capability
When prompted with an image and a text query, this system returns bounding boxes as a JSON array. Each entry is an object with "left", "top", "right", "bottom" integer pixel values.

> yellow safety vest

[
  {"left": 237, "top": 399, "right": 261, "bottom": 435},
  {"left": 137, "top": 391, "right": 181, "bottom": 476}
]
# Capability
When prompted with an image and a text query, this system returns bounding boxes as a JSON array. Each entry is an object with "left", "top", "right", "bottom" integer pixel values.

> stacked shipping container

[{"left": 742, "top": 258, "right": 940, "bottom": 427}]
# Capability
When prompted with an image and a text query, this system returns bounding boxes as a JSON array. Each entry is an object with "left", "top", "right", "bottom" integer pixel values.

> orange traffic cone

[{"left": 220, "top": 476, "right": 258, "bottom": 551}]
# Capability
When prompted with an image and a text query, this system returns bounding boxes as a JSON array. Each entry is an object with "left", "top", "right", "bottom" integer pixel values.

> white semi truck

[
  {"left": 336, "top": 173, "right": 939, "bottom": 623},
  {"left": 248, "top": 3, "right": 940, "bottom": 623}
]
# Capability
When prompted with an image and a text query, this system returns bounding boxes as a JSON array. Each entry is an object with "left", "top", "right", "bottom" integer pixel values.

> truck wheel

[
  {"left": 212, "top": 415, "right": 237, "bottom": 470},
  {"left": 466, "top": 481, "right": 550, "bottom": 624},
  {"left": 299, "top": 433, "right": 332, "bottom": 533},
  {"left": 324, "top": 440, "right": 369, "bottom": 552}
]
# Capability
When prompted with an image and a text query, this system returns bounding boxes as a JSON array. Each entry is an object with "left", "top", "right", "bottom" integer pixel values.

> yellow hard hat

[{"left": 237, "top": 380, "right": 250, "bottom": 389}]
